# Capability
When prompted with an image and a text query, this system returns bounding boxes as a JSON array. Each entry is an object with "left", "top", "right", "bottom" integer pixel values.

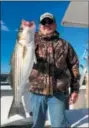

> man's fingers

[
  {"left": 69, "top": 97, "right": 78, "bottom": 104},
  {"left": 69, "top": 92, "right": 79, "bottom": 104},
  {"left": 69, "top": 98, "right": 74, "bottom": 104}
]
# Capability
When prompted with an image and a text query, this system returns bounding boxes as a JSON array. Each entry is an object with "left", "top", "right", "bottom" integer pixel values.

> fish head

[{"left": 18, "top": 20, "right": 36, "bottom": 46}]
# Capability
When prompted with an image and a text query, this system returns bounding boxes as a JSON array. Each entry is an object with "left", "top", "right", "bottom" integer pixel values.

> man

[{"left": 29, "top": 12, "right": 80, "bottom": 128}]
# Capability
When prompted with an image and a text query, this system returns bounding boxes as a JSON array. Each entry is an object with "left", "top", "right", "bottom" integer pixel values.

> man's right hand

[{"left": 69, "top": 92, "right": 79, "bottom": 104}]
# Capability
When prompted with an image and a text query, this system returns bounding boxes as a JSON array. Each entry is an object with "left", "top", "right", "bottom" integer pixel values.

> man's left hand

[{"left": 69, "top": 92, "right": 79, "bottom": 104}]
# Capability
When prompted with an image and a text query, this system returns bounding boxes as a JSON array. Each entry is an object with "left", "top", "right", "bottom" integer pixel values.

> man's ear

[{"left": 38, "top": 24, "right": 41, "bottom": 31}]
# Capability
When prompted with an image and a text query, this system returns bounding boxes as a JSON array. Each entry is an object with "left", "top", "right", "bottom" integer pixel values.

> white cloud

[
  {"left": 0, "top": 20, "right": 4, "bottom": 25},
  {"left": 1, "top": 25, "right": 9, "bottom": 31},
  {"left": 0, "top": 20, "right": 10, "bottom": 31}
]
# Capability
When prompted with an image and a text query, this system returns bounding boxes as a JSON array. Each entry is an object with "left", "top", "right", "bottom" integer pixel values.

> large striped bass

[{"left": 8, "top": 20, "right": 36, "bottom": 118}]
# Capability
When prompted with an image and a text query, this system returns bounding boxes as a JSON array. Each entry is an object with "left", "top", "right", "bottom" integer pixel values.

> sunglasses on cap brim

[{"left": 40, "top": 18, "right": 54, "bottom": 25}]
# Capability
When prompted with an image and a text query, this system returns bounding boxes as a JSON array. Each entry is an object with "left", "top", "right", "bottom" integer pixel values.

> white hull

[{"left": 1, "top": 85, "right": 89, "bottom": 127}]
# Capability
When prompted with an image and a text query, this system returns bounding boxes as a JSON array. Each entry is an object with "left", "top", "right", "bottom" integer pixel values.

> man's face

[{"left": 39, "top": 18, "right": 56, "bottom": 35}]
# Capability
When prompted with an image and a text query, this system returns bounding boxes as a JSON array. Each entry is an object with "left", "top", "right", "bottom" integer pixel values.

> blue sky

[{"left": 1, "top": 1, "right": 88, "bottom": 73}]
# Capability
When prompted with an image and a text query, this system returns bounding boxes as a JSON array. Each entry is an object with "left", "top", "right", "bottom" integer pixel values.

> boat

[{"left": 1, "top": 0, "right": 89, "bottom": 127}]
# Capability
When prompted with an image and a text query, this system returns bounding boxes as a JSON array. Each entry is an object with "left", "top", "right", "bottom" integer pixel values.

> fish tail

[{"left": 8, "top": 99, "right": 26, "bottom": 118}]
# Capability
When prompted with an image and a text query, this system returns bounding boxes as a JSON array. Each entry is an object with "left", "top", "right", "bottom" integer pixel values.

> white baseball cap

[{"left": 40, "top": 12, "right": 55, "bottom": 22}]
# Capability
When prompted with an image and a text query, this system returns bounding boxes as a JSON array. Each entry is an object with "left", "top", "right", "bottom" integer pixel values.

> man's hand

[{"left": 69, "top": 92, "right": 79, "bottom": 104}]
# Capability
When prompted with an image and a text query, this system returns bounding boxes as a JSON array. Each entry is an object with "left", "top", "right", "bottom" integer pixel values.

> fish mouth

[{"left": 22, "top": 20, "right": 35, "bottom": 28}]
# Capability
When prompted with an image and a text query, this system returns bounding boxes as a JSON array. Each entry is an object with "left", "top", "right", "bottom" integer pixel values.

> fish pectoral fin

[{"left": 8, "top": 100, "right": 26, "bottom": 118}]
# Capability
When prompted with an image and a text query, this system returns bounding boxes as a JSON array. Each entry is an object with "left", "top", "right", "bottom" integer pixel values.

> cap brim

[{"left": 40, "top": 17, "right": 55, "bottom": 23}]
